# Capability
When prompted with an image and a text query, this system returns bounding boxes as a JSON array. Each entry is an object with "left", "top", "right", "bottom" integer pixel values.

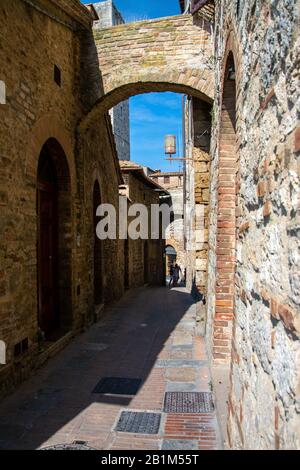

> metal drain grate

[
  {"left": 163, "top": 392, "right": 214, "bottom": 413},
  {"left": 116, "top": 411, "right": 161, "bottom": 434},
  {"left": 93, "top": 377, "right": 142, "bottom": 395},
  {"left": 41, "top": 443, "right": 95, "bottom": 451}
]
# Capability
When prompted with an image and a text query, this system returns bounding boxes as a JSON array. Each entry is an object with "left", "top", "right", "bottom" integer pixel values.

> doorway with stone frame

[{"left": 37, "top": 138, "right": 72, "bottom": 341}]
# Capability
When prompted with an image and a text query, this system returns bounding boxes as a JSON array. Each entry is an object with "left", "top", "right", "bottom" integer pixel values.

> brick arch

[
  {"left": 165, "top": 239, "right": 183, "bottom": 256},
  {"left": 165, "top": 240, "right": 180, "bottom": 257},
  {"left": 80, "top": 14, "right": 214, "bottom": 131},
  {"left": 213, "top": 31, "right": 240, "bottom": 362},
  {"left": 82, "top": 79, "right": 213, "bottom": 130},
  {"left": 165, "top": 238, "right": 185, "bottom": 274}
]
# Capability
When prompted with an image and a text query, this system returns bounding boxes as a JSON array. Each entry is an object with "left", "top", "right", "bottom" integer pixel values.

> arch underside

[{"left": 80, "top": 79, "right": 214, "bottom": 131}]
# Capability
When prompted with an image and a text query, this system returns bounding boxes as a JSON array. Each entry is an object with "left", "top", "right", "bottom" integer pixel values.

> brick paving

[{"left": 0, "top": 286, "right": 222, "bottom": 450}]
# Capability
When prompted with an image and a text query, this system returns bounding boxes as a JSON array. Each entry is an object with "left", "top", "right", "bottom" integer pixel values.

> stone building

[
  {"left": 181, "top": 0, "right": 300, "bottom": 450},
  {"left": 92, "top": 1, "right": 130, "bottom": 161},
  {"left": 181, "top": 93, "right": 212, "bottom": 302},
  {"left": 149, "top": 171, "right": 186, "bottom": 275},
  {"left": 0, "top": 0, "right": 124, "bottom": 398},
  {"left": 119, "top": 161, "right": 167, "bottom": 288},
  {"left": 150, "top": 172, "right": 184, "bottom": 190}
]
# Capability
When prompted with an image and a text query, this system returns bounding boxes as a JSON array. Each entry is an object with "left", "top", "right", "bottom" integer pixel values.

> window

[
  {"left": 14, "top": 338, "right": 29, "bottom": 358},
  {"left": 123, "top": 174, "right": 129, "bottom": 185},
  {"left": 54, "top": 65, "right": 61, "bottom": 87},
  {"left": 164, "top": 176, "right": 170, "bottom": 184}
]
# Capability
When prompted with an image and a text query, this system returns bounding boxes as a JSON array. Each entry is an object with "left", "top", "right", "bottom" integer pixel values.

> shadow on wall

[
  {"left": 78, "top": 27, "right": 105, "bottom": 111},
  {"left": 191, "top": 275, "right": 206, "bottom": 305},
  {"left": 0, "top": 287, "right": 196, "bottom": 450}
]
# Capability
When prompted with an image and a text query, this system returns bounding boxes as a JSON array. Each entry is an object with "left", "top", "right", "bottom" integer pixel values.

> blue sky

[
  {"left": 130, "top": 93, "right": 183, "bottom": 172},
  {"left": 82, "top": 0, "right": 180, "bottom": 22},
  {"left": 82, "top": 1, "right": 183, "bottom": 171}
]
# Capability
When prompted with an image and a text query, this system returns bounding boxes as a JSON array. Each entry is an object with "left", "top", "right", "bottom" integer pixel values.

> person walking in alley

[
  {"left": 169, "top": 262, "right": 175, "bottom": 288},
  {"left": 170, "top": 263, "right": 182, "bottom": 288}
]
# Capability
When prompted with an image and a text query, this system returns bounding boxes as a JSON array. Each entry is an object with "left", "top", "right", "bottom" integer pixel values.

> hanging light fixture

[{"left": 164, "top": 135, "right": 177, "bottom": 156}]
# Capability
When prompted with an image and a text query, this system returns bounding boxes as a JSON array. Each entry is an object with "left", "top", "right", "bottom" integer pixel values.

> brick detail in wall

[{"left": 214, "top": 55, "right": 237, "bottom": 362}]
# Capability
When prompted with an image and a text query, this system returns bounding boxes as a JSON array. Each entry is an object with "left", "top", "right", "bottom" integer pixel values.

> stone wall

[
  {"left": 0, "top": 0, "right": 123, "bottom": 399},
  {"left": 93, "top": 13, "right": 214, "bottom": 100},
  {"left": 184, "top": 96, "right": 211, "bottom": 304},
  {"left": 121, "top": 172, "right": 165, "bottom": 289},
  {"left": 152, "top": 174, "right": 184, "bottom": 190},
  {"left": 165, "top": 185, "right": 185, "bottom": 273},
  {"left": 93, "top": 0, "right": 125, "bottom": 30},
  {"left": 193, "top": 98, "right": 212, "bottom": 298},
  {"left": 110, "top": 101, "right": 130, "bottom": 161},
  {"left": 206, "top": 0, "right": 300, "bottom": 449},
  {"left": 93, "top": 0, "right": 113, "bottom": 30}
]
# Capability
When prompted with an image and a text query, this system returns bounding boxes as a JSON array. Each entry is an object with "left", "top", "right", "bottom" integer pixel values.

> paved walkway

[{"left": 0, "top": 286, "right": 222, "bottom": 450}]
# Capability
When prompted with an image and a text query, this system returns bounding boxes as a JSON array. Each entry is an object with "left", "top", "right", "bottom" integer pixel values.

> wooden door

[{"left": 37, "top": 182, "right": 58, "bottom": 337}]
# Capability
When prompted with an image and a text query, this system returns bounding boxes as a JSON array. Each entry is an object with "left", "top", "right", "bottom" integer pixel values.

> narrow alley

[
  {"left": 1, "top": 0, "right": 299, "bottom": 452},
  {"left": 0, "top": 286, "right": 222, "bottom": 451}
]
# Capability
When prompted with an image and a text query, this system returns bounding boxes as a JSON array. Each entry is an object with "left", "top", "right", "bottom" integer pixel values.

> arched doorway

[
  {"left": 165, "top": 245, "right": 177, "bottom": 276},
  {"left": 37, "top": 138, "right": 72, "bottom": 340},
  {"left": 93, "top": 181, "right": 103, "bottom": 305}
]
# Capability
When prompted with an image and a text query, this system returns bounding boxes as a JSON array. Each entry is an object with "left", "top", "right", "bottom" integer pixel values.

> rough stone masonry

[
  {"left": 0, "top": 0, "right": 124, "bottom": 398},
  {"left": 205, "top": 0, "right": 300, "bottom": 450}
]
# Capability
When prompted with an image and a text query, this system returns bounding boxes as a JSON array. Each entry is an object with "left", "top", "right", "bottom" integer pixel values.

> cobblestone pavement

[{"left": 0, "top": 286, "right": 222, "bottom": 450}]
